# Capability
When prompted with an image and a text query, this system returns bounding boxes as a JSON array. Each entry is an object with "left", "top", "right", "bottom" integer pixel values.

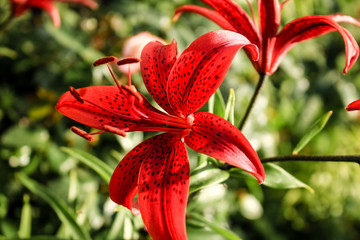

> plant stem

[
  {"left": 262, "top": 155, "right": 360, "bottom": 164},
  {"left": 238, "top": 73, "right": 269, "bottom": 130}
]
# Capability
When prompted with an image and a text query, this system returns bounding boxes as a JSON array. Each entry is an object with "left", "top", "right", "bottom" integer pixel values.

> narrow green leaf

[
  {"left": 293, "top": 111, "right": 333, "bottom": 155},
  {"left": 263, "top": 163, "right": 314, "bottom": 193},
  {"left": 189, "top": 213, "right": 242, "bottom": 240},
  {"left": 224, "top": 88, "right": 235, "bottom": 124},
  {"left": 61, "top": 147, "right": 113, "bottom": 183},
  {"left": 18, "top": 194, "right": 32, "bottom": 238},
  {"left": 190, "top": 164, "right": 230, "bottom": 194},
  {"left": 209, "top": 89, "right": 226, "bottom": 117},
  {"left": 16, "top": 173, "right": 91, "bottom": 240}
]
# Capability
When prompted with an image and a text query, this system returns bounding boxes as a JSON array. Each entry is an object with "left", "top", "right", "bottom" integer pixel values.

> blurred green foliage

[{"left": 1, "top": 0, "right": 360, "bottom": 239}]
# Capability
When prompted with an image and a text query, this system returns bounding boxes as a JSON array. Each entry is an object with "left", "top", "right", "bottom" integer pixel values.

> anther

[
  {"left": 117, "top": 57, "right": 141, "bottom": 66},
  {"left": 102, "top": 125, "right": 127, "bottom": 137},
  {"left": 69, "top": 87, "right": 84, "bottom": 103},
  {"left": 93, "top": 56, "right": 118, "bottom": 66},
  {"left": 71, "top": 126, "right": 95, "bottom": 141},
  {"left": 122, "top": 85, "right": 144, "bottom": 103}
]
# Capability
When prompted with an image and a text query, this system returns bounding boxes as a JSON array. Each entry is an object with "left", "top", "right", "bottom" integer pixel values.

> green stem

[
  {"left": 238, "top": 73, "right": 269, "bottom": 130},
  {"left": 262, "top": 155, "right": 360, "bottom": 164}
]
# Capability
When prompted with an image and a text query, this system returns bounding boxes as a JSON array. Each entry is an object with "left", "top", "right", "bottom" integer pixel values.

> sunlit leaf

[
  {"left": 224, "top": 88, "right": 235, "bottom": 124},
  {"left": 16, "top": 173, "right": 91, "bottom": 240},
  {"left": 61, "top": 147, "right": 113, "bottom": 183},
  {"left": 189, "top": 213, "right": 243, "bottom": 240},
  {"left": 293, "top": 111, "right": 333, "bottom": 154},
  {"left": 208, "top": 89, "right": 226, "bottom": 117},
  {"left": 190, "top": 163, "right": 230, "bottom": 194},
  {"left": 1, "top": 126, "right": 49, "bottom": 150},
  {"left": 263, "top": 163, "right": 314, "bottom": 193}
]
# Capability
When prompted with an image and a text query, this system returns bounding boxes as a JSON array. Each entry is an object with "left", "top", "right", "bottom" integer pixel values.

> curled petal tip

[{"left": 346, "top": 99, "right": 360, "bottom": 111}]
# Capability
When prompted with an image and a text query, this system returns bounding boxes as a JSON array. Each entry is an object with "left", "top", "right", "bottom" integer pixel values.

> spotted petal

[
  {"left": 185, "top": 112, "right": 265, "bottom": 183},
  {"left": 140, "top": 39, "right": 178, "bottom": 115},
  {"left": 56, "top": 86, "right": 165, "bottom": 132},
  {"left": 138, "top": 133, "right": 189, "bottom": 240},
  {"left": 272, "top": 15, "right": 360, "bottom": 74},
  {"left": 167, "top": 30, "right": 259, "bottom": 117}
]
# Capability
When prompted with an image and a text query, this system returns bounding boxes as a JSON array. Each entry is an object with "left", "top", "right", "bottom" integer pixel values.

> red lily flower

[
  {"left": 174, "top": 0, "right": 360, "bottom": 75},
  {"left": 346, "top": 99, "right": 360, "bottom": 111},
  {"left": 10, "top": 0, "right": 98, "bottom": 27},
  {"left": 56, "top": 30, "right": 265, "bottom": 240}
]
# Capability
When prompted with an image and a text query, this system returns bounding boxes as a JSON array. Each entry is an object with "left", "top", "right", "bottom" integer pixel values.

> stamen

[
  {"left": 69, "top": 87, "right": 84, "bottom": 103},
  {"left": 71, "top": 126, "right": 95, "bottom": 141},
  {"left": 122, "top": 85, "right": 144, "bottom": 103},
  {"left": 106, "top": 64, "right": 121, "bottom": 90},
  {"left": 103, "top": 125, "right": 127, "bottom": 137},
  {"left": 116, "top": 57, "right": 141, "bottom": 66},
  {"left": 93, "top": 56, "right": 118, "bottom": 66}
]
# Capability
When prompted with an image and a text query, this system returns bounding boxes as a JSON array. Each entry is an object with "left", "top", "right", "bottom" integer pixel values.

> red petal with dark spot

[
  {"left": 201, "top": 0, "right": 260, "bottom": 46},
  {"left": 272, "top": 15, "right": 359, "bottom": 74},
  {"left": 185, "top": 112, "right": 265, "bottom": 183},
  {"left": 109, "top": 134, "right": 179, "bottom": 213},
  {"left": 346, "top": 99, "right": 360, "bottom": 111},
  {"left": 138, "top": 133, "right": 189, "bottom": 240},
  {"left": 140, "top": 39, "right": 178, "bottom": 115},
  {"left": 56, "top": 86, "right": 165, "bottom": 131},
  {"left": 167, "top": 30, "right": 259, "bottom": 117},
  {"left": 174, "top": 5, "right": 236, "bottom": 31}
]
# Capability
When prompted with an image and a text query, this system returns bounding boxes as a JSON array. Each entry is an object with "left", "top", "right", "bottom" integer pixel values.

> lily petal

[
  {"left": 346, "top": 99, "right": 360, "bottom": 111},
  {"left": 167, "top": 30, "right": 259, "bottom": 117},
  {"left": 138, "top": 133, "right": 189, "bottom": 240},
  {"left": 272, "top": 15, "right": 360, "bottom": 74},
  {"left": 28, "top": 0, "right": 61, "bottom": 27},
  {"left": 140, "top": 39, "right": 178, "bottom": 115},
  {"left": 109, "top": 133, "right": 182, "bottom": 214},
  {"left": 201, "top": 0, "right": 260, "bottom": 46},
  {"left": 56, "top": 86, "right": 165, "bottom": 131},
  {"left": 185, "top": 112, "right": 265, "bottom": 183},
  {"left": 258, "top": 0, "right": 281, "bottom": 71},
  {"left": 55, "top": 0, "right": 98, "bottom": 9},
  {"left": 174, "top": 5, "right": 237, "bottom": 31}
]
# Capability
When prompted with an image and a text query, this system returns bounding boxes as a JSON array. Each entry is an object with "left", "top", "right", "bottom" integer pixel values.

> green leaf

[
  {"left": 45, "top": 24, "right": 102, "bottom": 63},
  {"left": 61, "top": 147, "right": 113, "bottom": 183},
  {"left": 0, "top": 47, "right": 17, "bottom": 59},
  {"left": 263, "top": 163, "right": 314, "bottom": 193},
  {"left": 189, "top": 213, "right": 242, "bottom": 240},
  {"left": 293, "top": 111, "right": 332, "bottom": 154},
  {"left": 18, "top": 194, "right": 32, "bottom": 238},
  {"left": 224, "top": 88, "right": 235, "bottom": 124},
  {"left": 16, "top": 173, "right": 91, "bottom": 240},
  {"left": 1, "top": 126, "right": 49, "bottom": 150},
  {"left": 190, "top": 163, "right": 230, "bottom": 194},
  {"left": 208, "top": 89, "right": 226, "bottom": 117}
]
